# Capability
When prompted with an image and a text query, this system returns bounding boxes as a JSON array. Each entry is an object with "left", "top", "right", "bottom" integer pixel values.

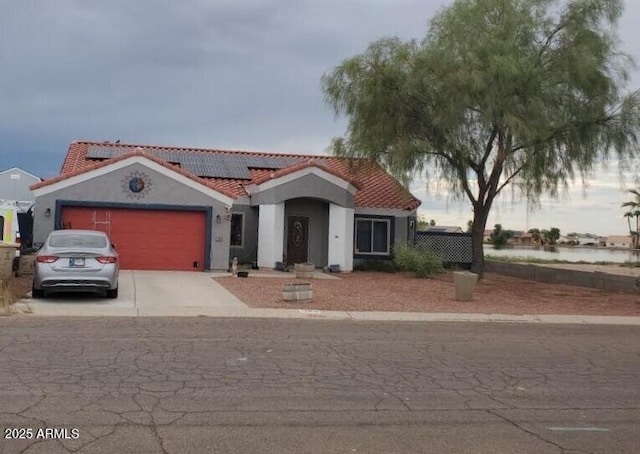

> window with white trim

[
  {"left": 355, "top": 218, "right": 391, "bottom": 255},
  {"left": 230, "top": 213, "right": 244, "bottom": 247}
]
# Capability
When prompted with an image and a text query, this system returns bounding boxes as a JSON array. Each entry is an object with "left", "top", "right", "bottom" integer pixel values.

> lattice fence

[{"left": 414, "top": 231, "right": 473, "bottom": 267}]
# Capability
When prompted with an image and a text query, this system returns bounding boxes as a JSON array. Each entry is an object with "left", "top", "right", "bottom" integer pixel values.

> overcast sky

[{"left": 2, "top": 0, "right": 640, "bottom": 236}]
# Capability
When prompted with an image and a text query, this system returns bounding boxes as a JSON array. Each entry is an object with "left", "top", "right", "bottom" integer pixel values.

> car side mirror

[{"left": 111, "top": 243, "right": 116, "bottom": 249}]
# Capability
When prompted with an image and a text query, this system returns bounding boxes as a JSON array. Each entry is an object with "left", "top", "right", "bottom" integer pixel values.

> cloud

[{"left": 1, "top": 0, "right": 639, "bottom": 236}]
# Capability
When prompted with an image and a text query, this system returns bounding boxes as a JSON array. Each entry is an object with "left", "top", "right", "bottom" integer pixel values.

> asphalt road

[{"left": 0, "top": 318, "right": 638, "bottom": 454}]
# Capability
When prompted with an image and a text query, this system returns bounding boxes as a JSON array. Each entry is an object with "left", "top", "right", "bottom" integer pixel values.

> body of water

[{"left": 484, "top": 245, "right": 640, "bottom": 263}]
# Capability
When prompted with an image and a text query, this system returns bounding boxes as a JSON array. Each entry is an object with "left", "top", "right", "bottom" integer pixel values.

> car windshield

[{"left": 49, "top": 234, "right": 107, "bottom": 248}]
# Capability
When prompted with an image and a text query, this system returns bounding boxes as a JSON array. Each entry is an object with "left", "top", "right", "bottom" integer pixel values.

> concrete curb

[{"left": 12, "top": 301, "right": 640, "bottom": 325}]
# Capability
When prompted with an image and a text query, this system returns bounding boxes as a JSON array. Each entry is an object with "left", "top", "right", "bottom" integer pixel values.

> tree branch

[
  {"left": 425, "top": 150, "right": 478, "bottom": 205},
  {"left": 536, "top": 13, "right": 570, "bottom": 66}
]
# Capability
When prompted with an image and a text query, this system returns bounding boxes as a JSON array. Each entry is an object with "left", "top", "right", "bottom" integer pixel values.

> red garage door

[{"left": 60, "top": 206, "right": 207, "bottom": 271}]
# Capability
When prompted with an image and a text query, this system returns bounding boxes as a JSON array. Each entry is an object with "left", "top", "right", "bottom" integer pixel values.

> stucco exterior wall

[
  {"left": 33, "top": 162, "right": 231, "bottom": 270},
  {"left": 229, "top": 205, "right": 259, "bottom": 264},
  {"left": 284, "top": 198, "right": 329, "bottom": 267},
  {"left": 251, "top": 174, "right": 354, "bottom": 208}
]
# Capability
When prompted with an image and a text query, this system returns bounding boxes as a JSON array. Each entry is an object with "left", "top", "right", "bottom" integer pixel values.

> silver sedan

[{"left": 32, "top": 229, "right": 119, "bottom": 298}]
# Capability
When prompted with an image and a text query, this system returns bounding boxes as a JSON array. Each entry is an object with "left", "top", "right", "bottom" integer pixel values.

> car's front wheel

[{"left": 106, "top": 286, "right": 118, "bottom": 299}]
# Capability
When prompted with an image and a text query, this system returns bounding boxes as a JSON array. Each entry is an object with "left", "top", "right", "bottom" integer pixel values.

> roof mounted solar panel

[
  {"left": 86, "top": 146, "right": 117, "bottom": 159},
  {"left": 181, "top": 161, "right": 251, "bottom": 179},
  {"left": 86, "top": 144, "right": 319, "bottom": 179}
]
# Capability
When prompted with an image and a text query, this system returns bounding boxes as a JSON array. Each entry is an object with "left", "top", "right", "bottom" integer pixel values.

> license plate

[{"left": 69, "top": 257, "right": 85, "bottom": 267}]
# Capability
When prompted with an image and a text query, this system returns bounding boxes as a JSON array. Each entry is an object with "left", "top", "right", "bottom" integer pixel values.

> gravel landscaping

[{"left": 213, "top": 270, "right": 640, "bottom": 316}]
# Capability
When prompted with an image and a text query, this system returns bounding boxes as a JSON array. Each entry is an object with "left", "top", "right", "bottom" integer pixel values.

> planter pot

[
  {"left": 16, "top": 254, "right": 36, "bottom": 277},
  {"left": 282, "top": 282, "right": 313, "bottom": 303},
  {"left": 453, "top": 271, "right": 478, "bottom": 301},
  {"left": 294, "top": 262, "right": 315, "bottom": 279}
]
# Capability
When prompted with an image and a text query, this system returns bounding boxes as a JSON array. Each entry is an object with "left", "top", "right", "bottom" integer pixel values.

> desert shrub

[
  {"left": 393, "top": 243, "right": 445, "bottom": 278},
  {"left": 354, "top": 260, "right": 398, "bottom": 273}
]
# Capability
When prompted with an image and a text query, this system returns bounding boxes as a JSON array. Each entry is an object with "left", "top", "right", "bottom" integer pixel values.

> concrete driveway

[{"left": 23, "top": 270, "right": 248, "bottom": 317}]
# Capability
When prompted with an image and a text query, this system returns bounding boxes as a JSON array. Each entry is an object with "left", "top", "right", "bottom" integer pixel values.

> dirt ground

[
  {"left": 0, "top": 275, "right": 32, "bottom": 313},
  {"left": 214, "top": 270, "right": 640, "bottom": 316}
]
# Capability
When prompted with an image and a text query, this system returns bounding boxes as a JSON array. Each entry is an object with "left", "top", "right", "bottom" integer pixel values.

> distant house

[
  {"left": 420, "top": 225, "right": 464, "bottom": 234},
  {"left": 483, "top": 229, "right": 493, "bottom": 243},
  {"left": 606, "top": 235, "right": 633, "bottom": 248},
  {"left": 0, "top": 167, "right": 40, "bottom": 209},
  {"left": 509, "top": 231, "right": 533, "bottom": 246}
]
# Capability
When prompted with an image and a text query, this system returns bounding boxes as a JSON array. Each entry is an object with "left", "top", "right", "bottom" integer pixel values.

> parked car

[{"left": 32, "top": 229, "right": 119, "bottom": 298}]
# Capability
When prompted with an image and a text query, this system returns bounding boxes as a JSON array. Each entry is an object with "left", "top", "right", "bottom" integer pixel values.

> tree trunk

[{"left": 470, "top": 205, "right": 491, "bottom": 278}]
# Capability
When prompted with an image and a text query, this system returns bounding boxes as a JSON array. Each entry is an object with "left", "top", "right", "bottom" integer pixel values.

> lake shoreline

[{"left": 484, "top": 244, "right": 640, "bottom": 264}]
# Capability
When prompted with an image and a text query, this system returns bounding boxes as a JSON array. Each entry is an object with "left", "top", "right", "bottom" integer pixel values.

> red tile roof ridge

[
  {"left": 31, "top": 149, "right": 237, "bottom": 199},
  {"left": 73, "top": 139, "right": 371, "bottom": 161},
  {"left": 250, "top": 158, "right": 363, "bottom": 189}
]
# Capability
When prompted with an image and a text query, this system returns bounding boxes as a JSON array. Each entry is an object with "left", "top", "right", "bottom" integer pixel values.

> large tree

[{"left": 321, "top": 0, "right": 640, "bottom": 277}]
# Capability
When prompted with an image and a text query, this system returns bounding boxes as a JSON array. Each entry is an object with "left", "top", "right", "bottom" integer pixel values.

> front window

[
  {"left": 355, "top": 218, "right": 391, "bottom": 255},
  {"left": 230, "top": 213, "right": 244, "bottom": 247}
]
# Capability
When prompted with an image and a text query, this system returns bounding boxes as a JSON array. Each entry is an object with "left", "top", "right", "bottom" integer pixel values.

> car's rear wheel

[
  {"left": 31, "top": 286, "right": 44, "bottom": 298},
  {"left": 106, "top": 286, "right": 118, "bottom": 299}
]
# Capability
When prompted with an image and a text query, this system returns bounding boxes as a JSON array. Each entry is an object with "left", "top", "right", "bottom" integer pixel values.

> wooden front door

[{"left": 286, "top": 216, "right": 309, "bottom": 265}]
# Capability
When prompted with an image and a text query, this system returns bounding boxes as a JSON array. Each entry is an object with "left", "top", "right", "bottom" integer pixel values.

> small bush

[
  {"left": 354, "top": 260, "right": 398, "bottom": 273},
  {"left": 393, "top": 243, "right": 445, "bottom": 278}
]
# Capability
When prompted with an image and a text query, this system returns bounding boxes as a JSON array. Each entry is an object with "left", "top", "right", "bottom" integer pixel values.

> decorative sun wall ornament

[{"left": 121, "top": 170, "right": 152, "bottom": 200}]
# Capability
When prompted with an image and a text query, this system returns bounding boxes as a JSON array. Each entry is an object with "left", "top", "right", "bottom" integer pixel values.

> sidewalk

[{"left": 7, "top": 269, "right": 640, "bottom": 326}]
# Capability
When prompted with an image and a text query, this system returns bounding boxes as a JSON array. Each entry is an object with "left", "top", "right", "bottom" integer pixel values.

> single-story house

[
  {"left": 606, "top": 235, "right": 633, "bottom": 248},
  {"left": 30, "top": 141, "right": 421, "bottom": 272}
]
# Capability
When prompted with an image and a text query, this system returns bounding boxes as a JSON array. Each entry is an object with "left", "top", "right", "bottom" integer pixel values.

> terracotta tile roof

[
  {"left": 250, "top": 158, "right": 362, "bottom": 189},
  {"left": 35, "top": 140, "right": 422, "bottom": 210},
  {"left": 31, "top": 149, "right": 237, "bottom": 199}
]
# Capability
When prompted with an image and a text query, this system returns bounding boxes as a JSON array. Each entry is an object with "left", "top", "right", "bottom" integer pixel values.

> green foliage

[
  {"left": 393, "top": 243, "right": 445, "bottom": 278},
  {"left": 321, "top": 0, "right": 640, "bottom": 275},
  {"left": 353, "top": 260, "right": 398, "bottom": 273},
  {"left": 490, "top": 224, "right": 513, "bottom": 247},
  {"left": 544, "top": 227, "right": 561, "bottom": 245},
  {"left": 621, "top": 189, "right": 640, "bottom": 249}
]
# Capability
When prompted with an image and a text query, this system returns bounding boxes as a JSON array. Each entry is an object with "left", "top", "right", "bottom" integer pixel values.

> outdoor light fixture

[
  {"left": 216, "top": 214, "right": 222, "bottom": 223},
  {"left": 45, "top": 208, "right": 51, "bottom": 217}
]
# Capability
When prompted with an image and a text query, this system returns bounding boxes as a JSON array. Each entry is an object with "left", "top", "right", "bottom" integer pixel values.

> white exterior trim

[
  {"left": 31, "top": 156, "right": 234, "bottom": 206},
  {"left": 355, "top": 207, "right": 415, "bottom": 217},
  {"left": 246, "top": 166, "right": 358, "bottom": 195},
  {"left": 328, "top": 204, "right": 354, "bottom": 272},
  {"left": 257, "top": 203, "right": 285, "bottom": 268}
]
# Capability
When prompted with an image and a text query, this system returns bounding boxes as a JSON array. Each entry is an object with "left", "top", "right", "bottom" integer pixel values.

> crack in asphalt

[{"left": 0, "top": 319, "right": 638, "bottom": 453}]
